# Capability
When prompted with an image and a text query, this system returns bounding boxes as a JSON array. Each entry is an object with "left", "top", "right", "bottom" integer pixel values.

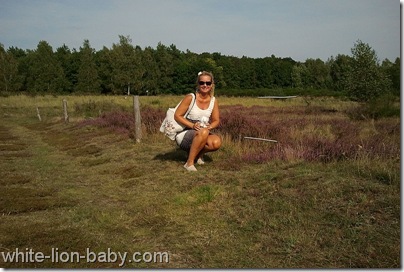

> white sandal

[
  {"left": 196, "top": 158, "right": 205, "bottom": 165},
  {"left": 184, "top": 163, "right": 197, "bottom": 171}
]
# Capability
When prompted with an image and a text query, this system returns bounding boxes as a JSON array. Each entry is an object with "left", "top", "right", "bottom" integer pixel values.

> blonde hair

[{"left": 196, "top": 71, "right": 215, "bottom": 97}]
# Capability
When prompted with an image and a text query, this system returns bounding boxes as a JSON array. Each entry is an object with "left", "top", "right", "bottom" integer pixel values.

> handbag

[{"left": 160, "top": 93, "right": 196, "bottom": 140}]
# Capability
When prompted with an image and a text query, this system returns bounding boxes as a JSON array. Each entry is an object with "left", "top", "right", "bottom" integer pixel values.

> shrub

[
  {"left": 78, "top": 106, "right": 165, "bottom": 137},
  {"left": 78, "top": 103, "right": 399, "bottom": 165},
  {"left": 140, "top": 106, "right": 165, "bottom": 134},
  {"left": 78, "top": 111, "right": 135, "bottom": 136},
  {"left": 346, "top": 93, "right": 400, "bottom": 120},
  {"left": 218, "top": 105, "right": 399, "bottom": 164}
]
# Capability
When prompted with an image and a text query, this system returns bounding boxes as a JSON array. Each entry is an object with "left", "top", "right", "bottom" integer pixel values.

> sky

[{"left": 0, "top": 0, "right": 400, "bottom": 62}]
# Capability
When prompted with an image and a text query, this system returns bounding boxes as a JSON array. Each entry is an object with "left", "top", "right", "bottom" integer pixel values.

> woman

[{"left": 174, "top": 71, "right": 222, "bottom": 171}]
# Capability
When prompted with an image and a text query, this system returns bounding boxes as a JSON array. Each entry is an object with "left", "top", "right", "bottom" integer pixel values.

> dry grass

[{"left": 0, "top": 94, "right": 400, "bottom": 268}]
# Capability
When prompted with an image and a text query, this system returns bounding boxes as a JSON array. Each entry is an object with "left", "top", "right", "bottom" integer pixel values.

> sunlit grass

[{"left": 0, "top": 94, "right": 400, "bottom": 268}]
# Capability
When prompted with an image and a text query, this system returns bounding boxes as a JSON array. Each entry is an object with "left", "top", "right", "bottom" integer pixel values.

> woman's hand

[
  {"left": 193, "top": 122, "right": 212, "bottom": 131},
  {"left": 193, "top": 122, "right": 201, "bottom": 131}
]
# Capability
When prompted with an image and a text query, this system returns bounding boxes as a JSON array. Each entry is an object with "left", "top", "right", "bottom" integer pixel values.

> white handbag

[{"left": 159, "top": 93, "right": 196, "bottom": 140}]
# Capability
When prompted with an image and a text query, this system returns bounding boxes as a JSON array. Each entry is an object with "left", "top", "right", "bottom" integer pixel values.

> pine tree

[
  {"left": 26, "top": 41, "right": 68, "bottom": 93},
  {"left": 76, "top": 40, "right": 100, "bottom": 93}
]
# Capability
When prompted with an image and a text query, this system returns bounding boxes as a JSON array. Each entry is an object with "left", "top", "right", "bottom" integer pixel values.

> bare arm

[
  {"left": 174, "top": 94, "right": 195, "bottom": 129},
  {"left": 208, "top": 98, "right": 220, "bottom": 130}
]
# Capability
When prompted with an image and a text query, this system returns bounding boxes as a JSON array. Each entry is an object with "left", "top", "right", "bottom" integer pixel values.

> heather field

[{"left": 0, "top": 94, "right": 400, "bottom": 268}]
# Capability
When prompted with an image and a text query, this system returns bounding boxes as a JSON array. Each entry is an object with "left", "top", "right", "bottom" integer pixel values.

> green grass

[{"left": 0, "top": 94, "right": 400, "bottom": 268}]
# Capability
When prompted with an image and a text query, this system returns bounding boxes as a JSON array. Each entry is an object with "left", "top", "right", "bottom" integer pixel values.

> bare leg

[
  {"left": 186, "top": 128, "right": 210, "bottom": 166},
  {"left": 196, "top": 134, "right": 222, "bottom": 162}
]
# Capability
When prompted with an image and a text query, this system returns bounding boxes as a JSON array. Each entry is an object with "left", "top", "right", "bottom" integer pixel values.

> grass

[{"left": 0, "top": 94, "right": 400, "bottom": 268}]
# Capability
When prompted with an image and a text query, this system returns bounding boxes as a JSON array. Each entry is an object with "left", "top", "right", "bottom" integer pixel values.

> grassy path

[{"left": 0, "top": 117, "right": 400, "bottom": 268}]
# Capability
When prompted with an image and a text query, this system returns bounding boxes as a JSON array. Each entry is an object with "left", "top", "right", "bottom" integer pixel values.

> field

[{"left": 0, "top": 94, "right": 400, "bottom": 268}]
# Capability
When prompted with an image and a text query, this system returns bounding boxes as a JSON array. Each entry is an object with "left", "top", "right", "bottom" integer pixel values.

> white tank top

[{"left": 187, "top": 96, "right": 215, "bottom": 122}]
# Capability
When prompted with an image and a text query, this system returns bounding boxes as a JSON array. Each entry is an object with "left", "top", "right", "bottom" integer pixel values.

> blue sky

[{"left": 0, "top": 0, "right": 400, "bottom": 62}]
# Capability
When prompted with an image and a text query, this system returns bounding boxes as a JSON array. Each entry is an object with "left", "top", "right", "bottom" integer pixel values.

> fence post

[
  {"left": 133, "top": 95, "right": 142, "bottom": 143},
  {"left": 63, "top": 99, "right": 69, "bottom": 123},
  {"left": 36, "top": 107, "right": 42, "bottom": 121}
]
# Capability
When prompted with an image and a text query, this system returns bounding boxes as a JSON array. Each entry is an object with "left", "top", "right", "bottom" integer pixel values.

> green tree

[
  {"left": 192, "top": 53, "right": 225, "bottom": 90},
  {"left": 0, "top": 44, "right": 20, "bottom": 93},
  {"left": 95, "top": 46, "right": 113, "bottom": 94},
  {"left": 155, "top": 43, "right": 174, "bottom": 93},
  {"left": 26, "top": 41, "right": 68, "bottom": 94},
  {"left": 391, "top": 58, "right": 400, "bottom": 95},
  {"left": 55, "top": 44, "right": 78, "bottom": 93},
  {"left": 255, "top": 57, "right": 274, "bottom": 88},
  {"left": 381, "top": 57, "right": 400, "bottom": 96},
  {"left": 171, "top": 49, "right": 196, "bottom": 93},
  {"left": 304, "top": 58, "right": 331, "bottom": 89},
  {"left": 346, "top": 40, "right": 391, "bottom": 102},
  {"left": 272, "top": 57, "right": 295, "bottom": 87},
  {"left": 291, "top": 64, "right": 304, "bottom": 88},
  {"left": 238, "top": 56, "right": 257, "bottom": 88},
  {"left": 75, "top": 40, "right": 100, "bottom": 93},
  {"left": 9, "top": 47, "right": 29, "bottom": 92},
  {"left": 141, "top": 46, "right": 160, "bottom": 94},
  {"left": 328, "top": 54, "right": 352, "bottom": 92},
  {"left": 109, "top": 35, "right": 144, "bottom": 95},
  {"left": 216, "top": 55, "right": 240, "bottom": 89}
]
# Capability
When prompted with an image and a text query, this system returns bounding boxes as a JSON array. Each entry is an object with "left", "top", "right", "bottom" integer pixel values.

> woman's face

[{"left": 198, "top": 75, "right": 213, "bottom": 94}]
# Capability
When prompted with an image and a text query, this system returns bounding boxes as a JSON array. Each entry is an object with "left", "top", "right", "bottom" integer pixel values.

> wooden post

[
  {"left": 133, "top": 95, "right": 142, "bottom": 143},
  {"left": 63, "top": 99, "right": 69, "bottom": 123},
  {"left": 36, "top": 107, "right": 42, "bottom": 121}
]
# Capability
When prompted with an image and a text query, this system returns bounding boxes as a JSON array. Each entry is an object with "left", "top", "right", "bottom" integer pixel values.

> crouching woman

[{"left": 174, "top": 71, "right": 222, "bottom": 171}]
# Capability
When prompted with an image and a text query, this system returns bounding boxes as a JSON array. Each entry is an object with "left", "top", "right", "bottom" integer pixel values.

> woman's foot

[
  {"left": 184, "top": 163, "right": 197, "bottom": 171},
  {"left": 196, "top": 157, "right": 205, "bottom": 165}
]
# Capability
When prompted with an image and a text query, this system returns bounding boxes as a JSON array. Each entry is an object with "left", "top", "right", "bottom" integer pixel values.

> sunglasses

[{"left": 198, "top": 81, "right": 212, "bottom": 86}]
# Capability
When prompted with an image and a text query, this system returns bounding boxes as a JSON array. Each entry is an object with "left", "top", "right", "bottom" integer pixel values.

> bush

[
  {"left": 77, "top": 103, "right": 399, "bottom": 165},
  {"left": 346, "top": 93, "right": 400, "bottom": 120},
  {"left": 218, "top": 88, "right": 342, "bottom": 97},
  {"left": 78, "top": 106, "right": 165, "bottom": 136},
  {"left": 218, "top": 104, "right": 399, "bottom": 164}
]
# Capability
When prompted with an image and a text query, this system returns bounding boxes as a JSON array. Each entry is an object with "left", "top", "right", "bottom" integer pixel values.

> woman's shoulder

[
  {"left": 184, "top": 92, "right": 195, "bottom": 99},
  {"left": 185, "top": 92, "right": 196, "bottom": 99},
  {"left": 180, "top": 93, "right": 195, "bottom": 106}
]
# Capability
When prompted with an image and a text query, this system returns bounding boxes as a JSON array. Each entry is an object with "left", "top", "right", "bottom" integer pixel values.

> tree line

[{"left": 0, "top": 35, "right": 400, "bottom": 101}]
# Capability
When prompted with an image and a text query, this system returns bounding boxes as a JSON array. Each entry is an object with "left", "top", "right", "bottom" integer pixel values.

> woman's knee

[
  {"left": 209, "top": 135, "right": 222, "bottom": 150},
  {"left": 196, "top": 128, "right": 210, "bottom": 139},
  {"left": 214, "top": 138, "right": 222, "bottom": 149}
]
